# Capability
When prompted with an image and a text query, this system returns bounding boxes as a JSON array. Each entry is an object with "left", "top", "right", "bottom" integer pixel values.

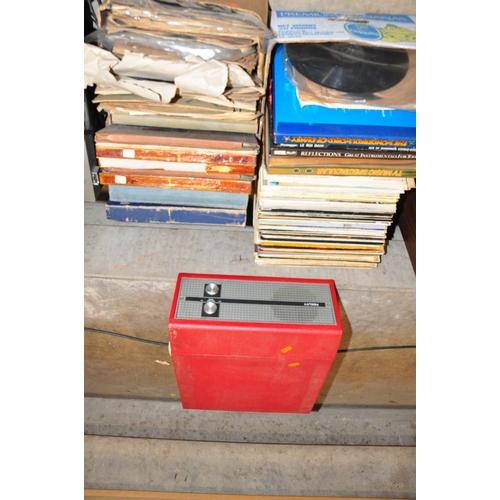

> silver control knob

[
  {"left": 205, "top": 283, "right": 220, "bottom": 296},
  {"left": 203, "top": 299, "right": 218, "bottom": 315}
]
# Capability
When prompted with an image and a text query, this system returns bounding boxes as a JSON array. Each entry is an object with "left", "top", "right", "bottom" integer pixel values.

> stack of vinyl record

[
  {"left": 84, "top": 0, "right": 272, "bottom": 226},
  {"left": 95, "top": 124, "right": 259, "bottom": 225},
  {"left": 254, "top": 42, "right": 416, "bottom": 267}
]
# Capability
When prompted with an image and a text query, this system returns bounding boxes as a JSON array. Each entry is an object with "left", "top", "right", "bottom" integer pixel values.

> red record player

[{"left": 168, "top": 273, "right": 343, "bottom": 414}]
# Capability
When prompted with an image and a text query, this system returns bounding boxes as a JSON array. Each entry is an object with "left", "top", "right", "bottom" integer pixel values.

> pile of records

[
  {"left": 254, "top": 42, "right": 416, "bottom": 267},
  {"left": 95, "top": 124, "right": 259, "bottom": 225},
  {"left": 84, "top": 0, "right": 272, "bottom": 226},
  {"left": 254, "top": 167, "right": 415, "bottom": 268}
]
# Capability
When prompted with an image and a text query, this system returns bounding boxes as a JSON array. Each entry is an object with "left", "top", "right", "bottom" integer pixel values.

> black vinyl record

[{"left": 286, "top": 42, "right": 409, "bottom": 94}]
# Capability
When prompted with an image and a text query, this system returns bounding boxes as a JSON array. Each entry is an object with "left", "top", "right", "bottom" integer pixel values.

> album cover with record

[
  {"left": 271, "top": 44, "right": 416, "bottom": 144},
  {"left": 284, "top": 42, "right": 415, "bottom": 110}
]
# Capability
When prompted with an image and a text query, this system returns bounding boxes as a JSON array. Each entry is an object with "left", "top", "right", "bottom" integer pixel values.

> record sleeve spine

[
  {"left": 266, "top": 166, "right": 416, "bottom": 178},
  {"left": 269, "top": 145, "right": 416, "bottom": 159},
  {"left": 272, "top": 129, "right": 416, "bottom": 150},
  {"left": 106, "top": 202, "right": 247, "bottom": 227},
  {"left": 99, "top": 172, "right": 253, "bottom": 194}
]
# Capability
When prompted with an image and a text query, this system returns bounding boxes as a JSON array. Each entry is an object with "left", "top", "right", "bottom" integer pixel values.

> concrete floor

[{"left": 84, "top": 198, "right": 416, "bottom": 498}]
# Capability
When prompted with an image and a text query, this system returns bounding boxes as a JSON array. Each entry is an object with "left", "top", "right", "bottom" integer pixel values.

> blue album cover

[
  {"left": 108, "top": 185, "right": 249, "bottom": 210},
  {"left": 272, "top": 44, "right": 416, "bottom": 146},
  {"left": 106, "top": 202, "right": 247, "bottom": 227}
]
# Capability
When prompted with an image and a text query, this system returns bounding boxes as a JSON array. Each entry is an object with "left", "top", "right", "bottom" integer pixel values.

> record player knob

[
  {"left": 203, "top": 299, "right": 218, "bottom": 315},
  {"left": 205, "top": 283, "right": 220, "bottom": 296}
]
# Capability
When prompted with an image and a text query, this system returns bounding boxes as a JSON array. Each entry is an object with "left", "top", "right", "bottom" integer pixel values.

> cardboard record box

[{"left": 168, "top": 273, "right": 343, "bottom": 413}]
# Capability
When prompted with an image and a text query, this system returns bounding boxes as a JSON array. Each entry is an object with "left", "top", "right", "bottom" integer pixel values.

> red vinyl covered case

[{"left": 168, "top": 273, "right": 343, "bottom": 413}]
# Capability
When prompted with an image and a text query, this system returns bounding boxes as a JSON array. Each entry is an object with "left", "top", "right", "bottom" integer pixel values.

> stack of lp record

[
  {"left": 95, "top": 124, "right": 259, "bottom": 225},
  {"left": 254, "top": 42, "right": 416, "bottom": 267},
  {"left": 84, "top": 0, "right": 272, "bottom": 226}
]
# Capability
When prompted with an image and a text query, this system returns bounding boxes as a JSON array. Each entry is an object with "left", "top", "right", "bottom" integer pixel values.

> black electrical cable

[
  {"left": 338, "top": 345, "right": 415, "bottom": 353},
  {"left": 84, "top": 327, "right": 169, "bottom": 346},
  {"left": 85, "top": 327, "right": 415, "bottom": 352}
]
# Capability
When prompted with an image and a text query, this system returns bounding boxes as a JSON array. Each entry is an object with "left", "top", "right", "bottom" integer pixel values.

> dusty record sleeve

[
  {"left": 283, "top": 41, "right": 416, "bottom": 110},
  {"left": 286, "top": 42, "right": 410, "bottom": 94}
]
